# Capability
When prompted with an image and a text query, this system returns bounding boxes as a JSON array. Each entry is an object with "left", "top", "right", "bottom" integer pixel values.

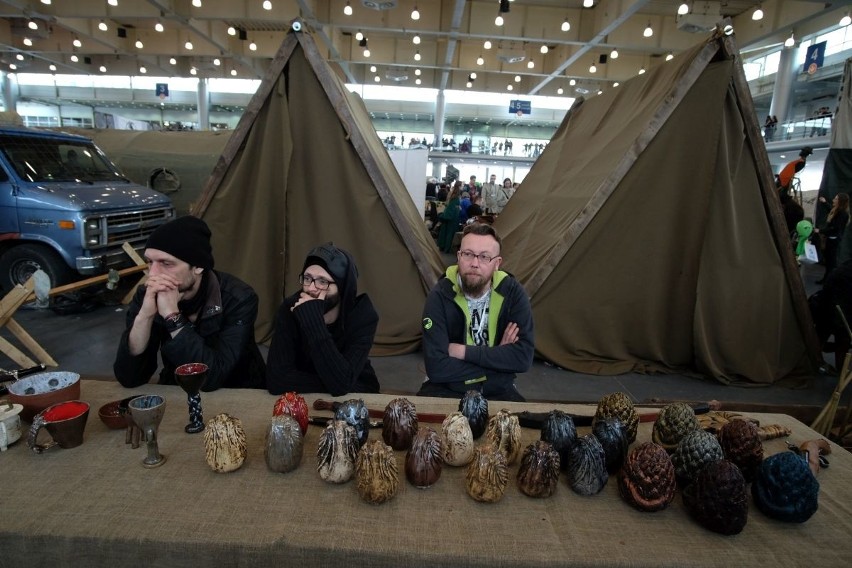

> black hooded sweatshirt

[{"left": 265, "top": 248, "right": 380, "bottom": 396}]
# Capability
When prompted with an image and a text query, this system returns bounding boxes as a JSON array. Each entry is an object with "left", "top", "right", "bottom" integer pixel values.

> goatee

[{"left": 460, "top": 273, "right": 489, "bottom": 298}]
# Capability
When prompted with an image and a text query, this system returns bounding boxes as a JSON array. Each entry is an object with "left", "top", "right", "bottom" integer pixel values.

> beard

[
  {"left": 460, "top": 271, "right": 490, "bottom": 297},
  {"left": 322, "top": 291, "right": 341, "bottom": 313}
]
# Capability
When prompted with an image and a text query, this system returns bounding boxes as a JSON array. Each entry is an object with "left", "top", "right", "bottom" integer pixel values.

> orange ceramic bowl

[{"left": 7, "top": 372, "right": 81, "bottom": 423}]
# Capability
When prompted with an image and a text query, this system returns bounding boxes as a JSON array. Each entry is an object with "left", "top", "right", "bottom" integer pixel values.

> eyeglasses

[
  {"left": 458, "top": 250, "right": 498, "bottom": 263},
  {"left": 299, "top": 273, "right": 335, "bottom": 290}
]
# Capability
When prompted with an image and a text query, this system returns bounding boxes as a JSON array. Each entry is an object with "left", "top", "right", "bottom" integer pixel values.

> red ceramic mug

[{"left": 27, "top": 400, "right": 90, "bottom": 454}]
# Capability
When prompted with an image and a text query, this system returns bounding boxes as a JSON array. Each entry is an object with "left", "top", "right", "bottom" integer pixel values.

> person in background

[
  {"left": 809, "top": 258, "right": 852, "bottom": 371},
  {"left": 459, "top": 191, "right": 472, "bottom": 225},
  {"left": 465, "top": 175, "right": 478, "bottom": 198},
  {"left": 266, "top": 243, "right": 379, "bottom": 396},
  {"left": 425, "top": 177, "right": 437, "bottom": 201},
  {"left": 778, "top": 146, "right": 813, "bottom": 194},
  {"left": 437, "top": 183, "right": 462, "bottom": 253},
  {"left": 419, "top": 223, "right": 534, "bottom": 401},
  {"left": 493, "top": 177, "right": 516, "bottom": 214},
  {"left": 113, "top": 216, "right": 265, "bottom": 390},
  {"left": 465, "top": 194, "right": 483, "bottom": 223},
  {"left": 815, "top": 193, "right": 850, "bottom": 284},
  {"left": 481, "top": 174, "right": 499, "bottom": 214}
]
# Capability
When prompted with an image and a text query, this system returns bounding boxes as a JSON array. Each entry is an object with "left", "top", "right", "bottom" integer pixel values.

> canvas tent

[
  {"left": 494, "top": 33, "right": 820, "bottom": 385},
  {"left": 192, "top": 22, "right": 443, "bottom": 354}
]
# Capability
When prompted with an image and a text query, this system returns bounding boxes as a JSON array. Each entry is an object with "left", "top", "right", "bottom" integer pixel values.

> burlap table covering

[{"left": 1, "top": 380, "right": 850, "bottom": 568}]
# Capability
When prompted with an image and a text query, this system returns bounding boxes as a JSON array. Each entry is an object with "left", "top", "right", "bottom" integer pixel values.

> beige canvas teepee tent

[
  {"left": 495, "top": 33, "right": 820, "bottom": 384},
  {"left": 192, "top": 22, "right": 443, "bottom": 354}
]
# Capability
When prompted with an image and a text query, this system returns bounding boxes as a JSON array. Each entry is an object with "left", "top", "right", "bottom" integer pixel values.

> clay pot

[
  {"left": 265, "top": 414, "right": 304, "bottom": 473},
  {"left": 517, "top": 441, "right": 560, "bottom": 498},
  {"left": 382, "top": 397, "right": 418, "bottom": 451},
  {"left": 317, "top": 419, "right": 360, "bottom": 484},
  {"left": 405, "top": 427, "right": 443, "bottom": 488},
  {"left": 7, "top": 371, "right": 81, "bottom": 423},
  {"left": 356, "top": 439, "right": 400, "bottom": 504},
  {"left": 204, "top": 413, "right": 247, "bottom": 473}
]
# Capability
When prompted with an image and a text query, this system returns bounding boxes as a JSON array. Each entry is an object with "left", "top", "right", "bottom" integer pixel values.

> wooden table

[{"left": 1, "top": 380, "right": 850, "bottom": 568}]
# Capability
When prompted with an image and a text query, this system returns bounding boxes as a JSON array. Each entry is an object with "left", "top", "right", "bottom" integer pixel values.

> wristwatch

[{"left": 163, "top": 311, "right": 188, "bottom": 333}]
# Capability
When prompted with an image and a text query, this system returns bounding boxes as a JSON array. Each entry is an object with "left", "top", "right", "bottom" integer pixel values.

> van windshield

[{"left": 0, "top": 134, "right": 127, "bottom": 184}]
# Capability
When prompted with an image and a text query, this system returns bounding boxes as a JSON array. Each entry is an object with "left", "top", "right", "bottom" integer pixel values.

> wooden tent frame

[
  {"left": 191, "top": 19, "right": 438, "bottom": 291},
  {"left": 520, "top": 27, "right": 821, "bottom": 367}
]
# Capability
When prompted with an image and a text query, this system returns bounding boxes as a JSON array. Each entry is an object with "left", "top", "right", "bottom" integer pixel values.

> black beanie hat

[
  {"left": 302, "top": 243, "right": 352, "bottom": 285},
  {"left": 145, "top": 216, "right": 214, "bottom": 270}
]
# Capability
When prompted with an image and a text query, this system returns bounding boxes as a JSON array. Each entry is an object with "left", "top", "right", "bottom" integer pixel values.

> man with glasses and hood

[
  {"left": 266, "top": 243, "right": 380, "bottom": 396},
  {"left": 419, "top": 223, "right": 534, "bottom": 401}
]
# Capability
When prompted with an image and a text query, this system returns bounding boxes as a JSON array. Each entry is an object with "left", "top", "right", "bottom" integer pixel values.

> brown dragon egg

[
  {"left": 465, "top": 443, "right": 509, "bottom": 503},
  {"left": 593, "top": 392, "right": 639, "bottom": 443},
  {"left": 442, "top": 411, "right": 475, "bottom": 466},
  {"left": 382, "top": 397, "right": 419, "bottom": 451},
  {"left": 652, "top": 402, "right": 700, "bottom": 453},
  {"left": 459, "top": 390, "right": 489, "bottom": 439},
  {"left": 717, "top": 419, "right": 763, "bottom": 483},
  {"left": 517, "top": 441, "right": 560, "bottom": 498},
  {"left": 405, "top": 427, "right": 443, "bottom": 488},
  {"left": 683, "top": 459, "right": 749, "bottom": 535},
  {"left": 356, "top": 439, "right": 400, "bottom": 504},
  {"left": 204, "top": 413, "right": 247, "bottom": 473},
  {"left": 485, "top": 409, "right": 522, "bottom": 465},
  {"left": 265, "top": 414, "right": 304, "bottom": 474},
  {"left": 619, "top": 442, "right": 677, "bottom": 512},
  {"left": 672, "top": 429, "right": 724, "bottom": 486},
  {"left": 317, "top": 419, "right": 360, "bottom": 484}
]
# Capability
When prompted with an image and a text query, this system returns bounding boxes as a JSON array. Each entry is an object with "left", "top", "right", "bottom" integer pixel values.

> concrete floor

[{"left": 1, "top": 259, "right": 847, "bottom": 424}]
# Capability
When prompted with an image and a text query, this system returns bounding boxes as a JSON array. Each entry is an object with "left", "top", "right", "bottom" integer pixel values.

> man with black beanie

[
  {"left": 113, "top": 216, "right": 265, "bottom": 390},
  {"left": 266, "top": 243, "right": 380, "bottom": 396}
]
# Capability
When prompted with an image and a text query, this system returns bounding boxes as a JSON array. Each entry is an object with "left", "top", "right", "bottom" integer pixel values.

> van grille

[{"left": 84, "top": 207, "right": 175, "bottom": 249}]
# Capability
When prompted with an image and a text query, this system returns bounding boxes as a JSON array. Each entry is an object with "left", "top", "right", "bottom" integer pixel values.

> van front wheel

[{"left": 0, "top": 244, "right": 76, "bottom": 293}]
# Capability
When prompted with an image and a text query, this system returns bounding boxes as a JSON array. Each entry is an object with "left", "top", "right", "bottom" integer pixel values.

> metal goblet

[
  {"left": 128, "top": 395, "right": 167, "bottom": 468},
  {"left": 174, "top": 363, "right": 208, "bottom": 434}
]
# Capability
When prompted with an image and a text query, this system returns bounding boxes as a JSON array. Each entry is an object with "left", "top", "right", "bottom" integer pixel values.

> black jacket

[
  {"left": 113, "top": 271, "right": 266, "bottom": 391},
  {"left": 265, "top": 249, "right": 379, "bottom": 396},
  {"left": 422, "top": 265, "right": 534, "bottom": 395}
]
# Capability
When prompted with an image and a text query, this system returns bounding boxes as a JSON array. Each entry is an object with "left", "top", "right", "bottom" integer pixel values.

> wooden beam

[
  {"left": 22, "top": 264, "right": 148, "bottom": 303},
  {"left": 5, "top": 318, "right": 57, "bottom": 367}
]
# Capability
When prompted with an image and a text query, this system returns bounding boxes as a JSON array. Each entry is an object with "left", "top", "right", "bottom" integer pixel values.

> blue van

[{"left": 0, "top": 125, "right": 174, "bottom": 291}]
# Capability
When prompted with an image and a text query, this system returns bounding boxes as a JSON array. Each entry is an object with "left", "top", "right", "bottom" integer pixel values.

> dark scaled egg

[
  {"left": 382, "top": 397, "right": 418, "bottom": 451},
  {"left": 752, "top": 451, "right": 819, "bottom": 523},
  {"left": 619, "top": 442, "right": 676, "bottom": 512},
  {"left": 652, "top": 402, "right": 699, "bottom": 453},
  {"left": 356, "top": 439, "right": 400, "bottom": 505},
  {"left": 593, "top": 392, "right": 639, "bottom": 443},
  {"left": 465, "top": 443, "right": 509, "bottom": 503},
  {"left": 592, "top": 417, "right": 628, "bottom": 474},
  {"left": 442, "top": 411, "right": 475, "bottom": 466},
  {"left": 316, "top": 419, "right": 360, "bottom": 484},
  {"left": 334, "top": 398, "right": 370, "bottom": 447},
  {"left": 405, "top": 427, "right": 443, "bottom": 488},
  {"left": 517, "top": 441, "right": 560, "bottom": 498},
  {"left": 565, "top": 434, "right": 608, "bottom": 496},
  {"left": 672, "top": 430, "right": 724, "bottom": 487},
  {"left": 717, "top": 419, "right": 763, "bottom": 483},
  {"left": 459, "top": 390, "right": 489, "bottom": 439},
  {"left": 540, "top": 409, "right": 577, "bottom": 471},
  {"left": 485, "top": 409, "right": 522, "bottom": 465},
  {"left": 683, "top": 460, "right": 749, "bottom": 536},
  {"left": 265, "top": 414, "right": 304, "bottom": 474}
]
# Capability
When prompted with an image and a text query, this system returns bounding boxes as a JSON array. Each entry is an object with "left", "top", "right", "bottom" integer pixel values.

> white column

[
  {"left": 769, "top": 45, "right": 800, "bottom": 124},
  {"left": 196, "top": 78, "right": 210, "bottom": 131}
]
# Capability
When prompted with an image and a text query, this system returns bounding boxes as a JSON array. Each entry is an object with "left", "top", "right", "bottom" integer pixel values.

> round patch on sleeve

[{"left": 422, "top": 318, "right": 433, "bottom": 330}]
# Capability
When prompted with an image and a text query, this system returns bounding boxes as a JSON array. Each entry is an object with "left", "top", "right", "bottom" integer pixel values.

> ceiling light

[
  {"left": 643, "top": 22, "right": 653, "bottom": 37},
  {"left": 540, "top": 45, "right": 548, "bottom": 54},
  {"left": 135, "top": 40, "right": 144, "bottom": 49},
  {"left": 185, "top": 39, "right": 194, "bottom": 50},
  {"left": 250, "top": 41, "right": 258, "bottom": 51},
  {"left": 569, "top": 79, "right": 576, "bottom": 85},
  {"left": 411, "top": 5, "right": 420, "bottom": 20},
  {"left": 213, "top": 58, "right": 221, "bottom": 66},
  {"left": 610, "top": 49, "right": 619, "bottom": 59},
  {"left": 415, "top": 68, "right": 421, "bottom": 76},
  {"left": 227, "top": 26, "right": 236, "bottom": 36},
  {"left": 49, "top": 64, "right": 56, "bottom": 71},
  {"left": 370, "top": 65, "right": 376, "bottom": 72},
  {"left": 108, "top": 0, "right": 118, "bottom": 6},
  {"left": 100, "top": 65, "right": 107, "bottom": 72},
  {"left": 70, "top": 54, "right": 78, "bottom": 62},
  {"left": 507, "top": 84, "right": 513, "bottom": 91},
  {"left": 15, "top": 54, "right": 23, "bottom": 61},
  {"left": 527, "top": 60, "right": 534, "bottom": 69},
  {"left": 140, "top": 66, "right": 147, "bottom": 74},
  {"left": 99, "top": 20, "right": 108, "bottom": 32},
  {"left": 73, "top": 39, "right": 82, "bottom": 48},
  {"left": 414, "top": 50, "right": 421, "bottom": 61},
  {"left": 484, "top": 40, "right": 492, "bottom": 49},
  {"left": 495, "top": 15, "right": 504, "bottom": 26},
  {"left": 344, "top": 1, "right": 352, "bottom": 16},
  {"left": 562, "top": 18, "right": 570, "bottom": 32},
  {"left": 41, "top": 0, "right": 51, "bottom": 4},
  {"left": 190, "top": 67, "right": 197, "bottom": 75},
  {"left": 363, "top": 48, "right": 370, "bottom": 57},
  {"left": 231, "top": 69, "right": 237, "bottom": 76},
  {"left": 597, "top": 89, "right": 603, "bottom": 95},
  {"left": 613, "top": 82, "right": 619, "bottom": 87},
  {"left": 589, "top": 62, "right": 597, "bottom": 73},
  {"left": 192, "top": 0, "right": 202, "bottom": 7},
  {"left": 23, "top": 38, "right": 32, "bottom": 46},
  {"left": 514, "top": 75, "right": 521, "bottom": 82},
  {"left": 170, "top": 57, "right": 177, "bottom": 65},
  {"left": 666, "top": 53, "right": 674, "bottom": 61},
  {"left": 557, "top": 87, "right": 563, "bottom": 95},
  {"left": 583, "top": 0, "right": 594, "bottom": 7},
  {"left": 466, "top": 81, "right": 473, "bottom": 88},
  {"left": 413, "top": 34, "right": 421, "bottom": 45},
  {"left": 752, "top": 6, "right": 764, "bottom": 21},
  {"left": 263, "top": 1, "right": 272, "bottom": 10},
  {"left": 374, "top": 76, "right": 380, "bottom": 82},
  {"left": 28, "top": 20, "right": 38, "bottom": 31},
  {"left": 476, "top": 55, "right": 484, "bottom": 65},
  {"left": 415, "top": 78, "right": 421, "bottom": 85},
  {"left": 638, "top": 67, "right": 646, "bottom": 75},
  {"left": 470, "top": 72, "right": 477, "bottom": 79},
  {"left": 678, "top": 3, "right": 689, "bottom": 16},
  {"left": 355, "top": 31, "right": 364, "bottom": 41},
  {"left": 156, "top": 21, "right": 164, "bottom": 32},
  {"left": 784, "top": 32, "right": 795, "bottom": 47},
  {"left": 841, "top": 13, "right": 851, "bottom": 27},
  {"left": 9, "top": 64, "right": 16, "bottom": 70}
]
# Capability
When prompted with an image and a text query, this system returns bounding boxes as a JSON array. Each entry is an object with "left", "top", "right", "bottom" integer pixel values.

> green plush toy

[{"left": 795, "top": 219, "right": 813, "bottom": 256}]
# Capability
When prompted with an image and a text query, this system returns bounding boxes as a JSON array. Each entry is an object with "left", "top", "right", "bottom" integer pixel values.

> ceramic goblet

[
  {"left": 174, "top": 363, "right": 208, "bottom": 434},
  {"left": 128, "top": 395, "right": 167, "bottom": 468}
]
